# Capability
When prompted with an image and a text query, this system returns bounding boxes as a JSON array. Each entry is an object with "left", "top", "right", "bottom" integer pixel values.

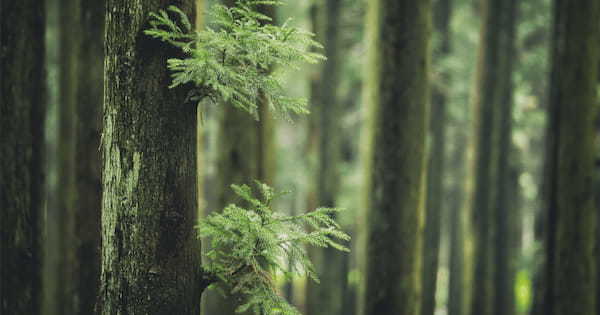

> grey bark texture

[{"left": 99, "top": 1, "right": 203, "bottom": 314}]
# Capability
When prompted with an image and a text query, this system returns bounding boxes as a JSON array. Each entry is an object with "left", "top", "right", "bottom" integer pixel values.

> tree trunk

[
  {"left": 99, "top": 1, "right": 202, "bottom": 314},
  {"left": 447, "top": 127, "right": 467, "bottom": 315},
  {"left": 362, "top": 1, "right": 431, "bottom": 314},
  {"left": 306, "top": 1, "right": 345, "bottom": 315},
  {"left": 43, "top": 0, "right": 80, "bottom": 314},
  {"left": 543, "top": 1, "right": 599, "bottom": 314},
  {"left": 468, "top": 1, "right": 517, "bottom": 314},
  {"left": 492, "top": 2, "right": 518, "bottom": 313},
  {"left": 74, "top": 1, "right": 104, "bottom": 313},
  {"left": 421, "top": 0, "right": 452, "bottom": 314},
  {"left": 0, "top": 1, "right": 45, "bottom": 314}
]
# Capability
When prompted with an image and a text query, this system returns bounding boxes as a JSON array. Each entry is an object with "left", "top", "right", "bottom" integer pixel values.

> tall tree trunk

[
  {"left": 306, "top": 1, "right": 345, "bottom": 315},
  {"left": 362, "top": 1, "right": 431, "bottom": 315},
  {"left": 468, "top": 1, "right": 517, "bottom": 314},
  {"left": 75, "top": 1, "right": 104, "bottom": 313},
  {"left": 421, "top": 0, "right": 452, "bottom": 314},
  {"left": 304, "top": 1, "right": 323, "bottom": 312},
  {"left": 543, "top": 1, "right": 599, "bottom": 314},
  {"left": 0, "top": 1, "right": 45, "bottom": 314},
  {"left": 99, "top": 1, "right": 202, "bottom": 314},
  {"left": 43, "top": 0, "right": 80, "bottom": 314},
  {"left": 492, "top": 2, "right": 518, "bottom": 313},
  {"left": 447, "top": 127, "right": 467, "bottom": 315}
]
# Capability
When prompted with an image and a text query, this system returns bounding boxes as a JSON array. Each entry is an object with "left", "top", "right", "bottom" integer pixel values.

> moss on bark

[
  {"left": 99, "top": 1, "right": 202, "bottom": 314},
  {"left": 362, "top": 1, "right": 431, "bottom": 315}
]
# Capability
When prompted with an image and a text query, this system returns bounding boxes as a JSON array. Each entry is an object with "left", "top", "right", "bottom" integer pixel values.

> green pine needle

[
  {"left": 144, "top": 1, "right": 325, "bottom": 120},
  {"left": 197, "top": 181, "right": 350, "bottom": 315}
]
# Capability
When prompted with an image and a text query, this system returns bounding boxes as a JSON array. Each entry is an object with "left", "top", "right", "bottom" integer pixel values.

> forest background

[{"left": 2, "top": 0, "right": 598, "bottom": 315}]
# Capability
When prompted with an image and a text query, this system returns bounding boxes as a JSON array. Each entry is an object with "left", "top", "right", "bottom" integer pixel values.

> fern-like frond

[
  {"left": 144, "top": 1, "right": 324, "bottom": 120},
  {"left": 197, "top": 181, "right": 350, "bottom": 315}
]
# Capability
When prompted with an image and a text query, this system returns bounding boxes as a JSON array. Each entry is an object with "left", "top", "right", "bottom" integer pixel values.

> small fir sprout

[
  {"left": 198, "top": 181, "right": 350, "bottom": 315},
  {"left": 144, "top": 1, "right": 325, "bottom": 120}
]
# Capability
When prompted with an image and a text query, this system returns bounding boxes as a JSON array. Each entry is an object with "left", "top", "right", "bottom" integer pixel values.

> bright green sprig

[
  {"left": 198, "top": 181, "right": 350, "bottom": 315},
  {"left": 144, "top": 1, "right": 325, "bottom": 120}
]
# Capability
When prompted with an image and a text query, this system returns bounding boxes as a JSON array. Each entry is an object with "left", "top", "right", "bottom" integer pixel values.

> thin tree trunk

[
  {"left": 99, "top": 1, "right": 202, "bottom": 314},
  {"left": 543, "top": 1, "right": 599, "bottom": 314},
  {"left": 362, "top": 1, "right": 431, "bottom": 314},
  {"left": 74, "top": 1, "right": 104, "bottom": 313},
  {"left": 0, "top": 1, "right": 45, "bottom": 314},
  {"left": 468, "top": 1, "right": 517, "bottom": 314},
  {"left": 493, "top": 2, "right": 518, "bottom": 313},
  {"left": 305, "top": 1, "right": 324, "bottom": 312},
  {"left": 306, "top": 1, "right": 345, "bottom": 315},
  {"left": 43, "top": 0, "right": 80, "bottom": 314},
  {"left": 447, "top": 127, "right": 467, "bottom": 315},
  {"left": 421, "top": 0, "right": 452, "bottom": 314}
]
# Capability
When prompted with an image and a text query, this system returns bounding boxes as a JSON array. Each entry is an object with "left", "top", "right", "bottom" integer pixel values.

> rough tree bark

[
  {"left": 99, "top": 1, "right": 204, "bottom": 314},
  {"left": 543, "top": 1, "right": 599, "bottom": 314},
  {"left": 0, "top": 1, "right": 45, "bottom": 314},
  {"left": 362, "top": 1, "right": 431, "bottom": 315}
]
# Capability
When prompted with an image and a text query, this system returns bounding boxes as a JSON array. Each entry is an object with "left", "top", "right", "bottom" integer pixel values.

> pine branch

[
  {"left": 144, "top": 1, "right": 324, "bottom": 121},
  {"left": 197, "top": 181, "right": 350, "bottom": 315}
]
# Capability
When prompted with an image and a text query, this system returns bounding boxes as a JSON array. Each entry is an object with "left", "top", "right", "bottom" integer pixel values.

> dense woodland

[{"left": 1, "top": 0, "right": 599, "bottom": 315}]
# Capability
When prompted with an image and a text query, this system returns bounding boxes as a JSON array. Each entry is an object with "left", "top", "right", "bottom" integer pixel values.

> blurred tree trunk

[
  {"left": 421, "top": 0, "right": 452, "bottom": 314},
  {"left": 98, "top": 1, "right": 203, "bottom": 314},
  {"left": 74, "top": 1, "right": 104, "bottom": 314},
  {"left": 492, "top": 1, "right": 518, "bottom": 313},
  {"left": 304, "top": 3, "right": 324, "bottom": 314},
  {"left": 468, "top": 1, "right": 517, "bottom": 314},
  {"left": 42, "top": 0, "right": 80, "bottom": 314},
  {"left": 362, "top": 1, "right": 431, "bottom": 314},
  {"left": 0, "top": 1, "right": 45, "bottom": 314},
  {"left": 447, "top": 127, "right": 467, "bottom": 315},
  {"left": 542, "top": 0, "right": 599, "bottom": 314},
  {"left": 204, "top": 2, "right": 277, "bottom": 314},
  {"left": 306, "top": 1, "right": 345, "bottom": 315}
]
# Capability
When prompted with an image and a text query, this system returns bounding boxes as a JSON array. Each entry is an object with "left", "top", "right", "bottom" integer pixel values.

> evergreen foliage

[
  {"left": 198, "top": 181, "right": 350, "bottom": 315},
  {"left": 144, "top": 1, "right": 325, "bottom": 120}
]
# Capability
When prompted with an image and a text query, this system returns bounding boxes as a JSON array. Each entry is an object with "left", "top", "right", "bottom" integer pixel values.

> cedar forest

[{"left": 1, "top": 0, "right": 598, "bottom": 315}]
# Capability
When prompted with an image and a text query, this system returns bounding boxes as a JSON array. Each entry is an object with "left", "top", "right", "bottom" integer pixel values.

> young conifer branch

[
  {"left": 198, "top": 181, "right": 350, "bottom": 315},
  {"left": 144, "top": 0, "right": 325, "bottom": 120}
]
